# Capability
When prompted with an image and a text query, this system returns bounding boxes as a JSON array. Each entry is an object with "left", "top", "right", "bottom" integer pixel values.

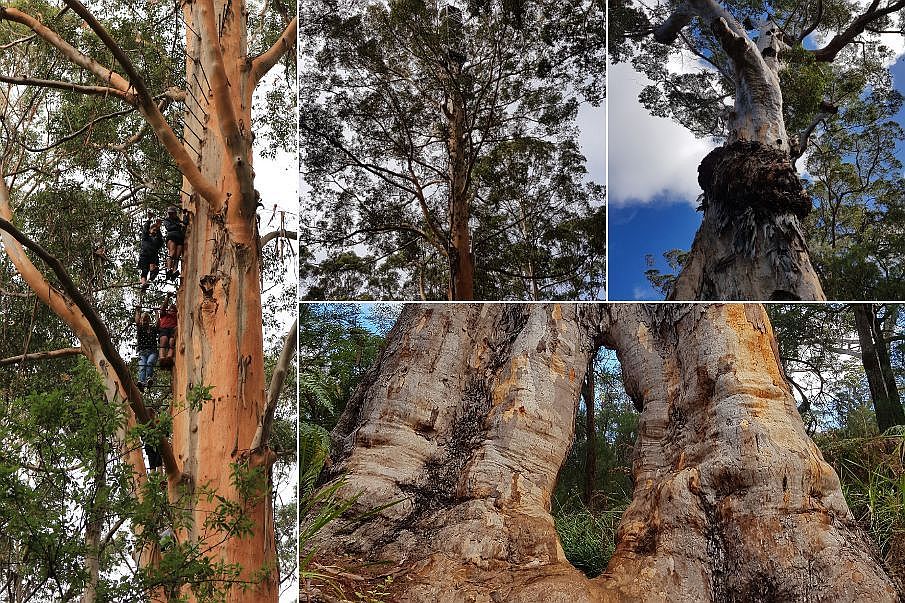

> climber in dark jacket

[
  {"left": 135, "top": 309, "right": 159, "bottom": 389},
  {"left": 163, "top": 206, "right": 188, "bottom": 280},
  {"left": 138, "top": 219, "right": 163, "bottom": 289}
]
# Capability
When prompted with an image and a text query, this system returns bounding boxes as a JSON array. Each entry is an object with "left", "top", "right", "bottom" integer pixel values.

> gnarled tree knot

[{"left": 698, "top": 140, "right": 811, "bottom": 220}]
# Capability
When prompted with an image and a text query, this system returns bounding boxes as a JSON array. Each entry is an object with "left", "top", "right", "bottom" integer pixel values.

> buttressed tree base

[{"left": 316, "top": 304, "right": 896, "bottom": 601}]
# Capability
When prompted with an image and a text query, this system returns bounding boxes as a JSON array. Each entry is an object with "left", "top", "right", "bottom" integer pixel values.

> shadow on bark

[{"left": 307, "top": 303, "right": 897, "bottom": 602}]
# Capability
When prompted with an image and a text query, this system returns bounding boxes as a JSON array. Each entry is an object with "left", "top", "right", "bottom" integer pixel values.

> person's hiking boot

[{"left": 137, "top": 381, "right": 145, "bottom": 392}]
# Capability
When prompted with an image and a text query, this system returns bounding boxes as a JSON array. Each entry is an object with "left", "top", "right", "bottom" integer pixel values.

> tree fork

[
  {"left": 315, "top": 303, "right": 896, "bottom": 601},
  {"left": 652, "top": 0, "right": 828, "bottom": 300}
]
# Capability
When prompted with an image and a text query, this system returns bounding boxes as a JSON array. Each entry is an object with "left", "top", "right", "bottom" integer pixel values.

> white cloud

[
  {"left": 578, "top": 102, "right": 605, "bottom": 191},
  {"left": 607, "top": 61, "right": 716, "bottom": 206}
]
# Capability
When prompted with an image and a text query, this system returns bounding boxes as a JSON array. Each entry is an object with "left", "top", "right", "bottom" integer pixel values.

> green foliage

[
  {"left": 553, "top": 350, "right": 637, "bottom": 577},
  {"left": 816, "top": 430, "right": 905, "bottom": 578},
  {"left": 644, "top": 248, "right": 688, "bottom": 297},
  {"left": 187, "top": 384, "right": 215, "bottom": 412},
  {"left": 803, "top": 88, "right": 905, "bottom": 300},
  {"left": 767, "top": 304, "right": 905, "bottom": 432},
  {"left": 553, "top": 494, "right": 628, "bottom": 577},
  {"left": 299, "top": 304, "right": 393, "bottom": 427},
  {"left": 300, "top": 0, "right": 605, "bottom": 299},
  {"left": 299, "top": 422, "right": 332, "bottom": 497}
]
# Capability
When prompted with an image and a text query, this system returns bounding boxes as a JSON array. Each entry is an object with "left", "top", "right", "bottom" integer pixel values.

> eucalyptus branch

[
  {"left": 250, "top": 319, "right": 297, "bottom": 451},
  {"left": 250, "top": 17, "right": 297, "bottom": 86}
]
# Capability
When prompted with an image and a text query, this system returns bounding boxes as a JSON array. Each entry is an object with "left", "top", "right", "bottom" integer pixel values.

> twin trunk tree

[
  {"left": 0, "top": 1, "right": 296, "bottom": 601},
  {"left": 852, "top": 303, "right": 905, "bottom": 433},
  {"left": 652, "top": 0, "right": 904, "bottom": 300},
  {"left": 317, "top": 303, "right": 898, "bottom": 601}
]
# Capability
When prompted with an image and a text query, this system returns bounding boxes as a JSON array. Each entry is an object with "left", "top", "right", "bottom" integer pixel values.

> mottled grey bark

[
  {"left": 653, "top": 0, "right": 826, "bottom": 301},
  {"left": 314, "top": 303, "right": 895, "bottom": 602}
]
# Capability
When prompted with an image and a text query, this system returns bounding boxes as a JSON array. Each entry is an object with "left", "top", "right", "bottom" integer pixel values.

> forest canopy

[{"left": 299, "top": 0, "right": 606, "bottom": 301}]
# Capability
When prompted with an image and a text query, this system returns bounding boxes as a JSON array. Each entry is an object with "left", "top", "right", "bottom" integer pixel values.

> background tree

[
  {"left": 0, "top": 0, "right": 297, "bottom": 600},
  {"left": 803, "top": 88, "right": 905, "bottom": 300},
  {"left": 299, "top": 0, "right": 604, "bottom": 300},
  {"left": 613, "top": 0, "right": 905, "bottom": 300}
]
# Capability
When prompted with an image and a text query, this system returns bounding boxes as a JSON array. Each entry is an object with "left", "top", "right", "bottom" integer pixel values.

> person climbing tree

[
  {"left": 135, "top": 308, "right": 159, "bottom": 391},
  {"left": 158, "top": 296, "right": 177, "bottom": 368},
  {"left": 163, "top": 206, "right": 188, "bottom": 280},
  {"left": 138, "top": 218, "right": 163, "bottom": 289}
]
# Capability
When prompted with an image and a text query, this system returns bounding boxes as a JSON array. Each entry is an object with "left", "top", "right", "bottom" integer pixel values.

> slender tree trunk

[
  {"left": 852, "top": 304, "right": 905, "bottom": 433},
  {"left": 655, "top": 5, "right": 826, "bottom": 301},
  {"left": 317, "top": 303, "right": 896, "bottom": 601},
  {"left": 582, "top": 362, "right": 597, "bottom": 507},
  {"left": 166, "top": 2, "right": 277, "bottom": 600},
  {"left": 80, "top": 436, "right": 107, "bottom": 603},
  {"left": 445, "top": 66, "right": 475, "bottom": 301}
]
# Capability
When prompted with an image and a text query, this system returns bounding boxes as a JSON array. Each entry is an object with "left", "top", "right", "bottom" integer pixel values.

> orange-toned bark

[
  {"left": 315, "top": 303, "right": 897, "bottom": 601},
  {"left": 166, "top": 1, "right": 277, "bottom": 600},
  {"left": 0, "top": 0, "right": 295, "bottom": 598}
]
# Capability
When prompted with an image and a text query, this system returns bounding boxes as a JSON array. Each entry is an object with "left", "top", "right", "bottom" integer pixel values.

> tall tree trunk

[
  {"left": 80, "top": 435, "right": 108, "bottom": 603},
  {"left": 0, "top": 2, "right": 294, "bottom": 600},
  {"left": 166, "top": 2, "right": 277, "bottom": 600},
  {"left": 655, "top": 4, "right": 826, "bottom": 301},
  {"left": 445, "top": 64, "right": 475, "bottom": 301},
  {"left": 852, "top": 304, "right": 905, "bottom": 433},
  {"left": 317, "top": 303, "right": 896, "bottom": 601},
  {"left": 582, "top": 361, "right": 597, "bottom": 507}
]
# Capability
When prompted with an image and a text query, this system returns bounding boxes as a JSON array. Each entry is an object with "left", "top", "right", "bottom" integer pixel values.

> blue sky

[{"left": 607, "top": 52, "right": 905, "bottom": 301}]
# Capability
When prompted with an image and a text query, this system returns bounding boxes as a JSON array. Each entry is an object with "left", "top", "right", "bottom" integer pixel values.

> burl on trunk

[{"left": 315, "top": 303, "right": 895, "bottom": 602}]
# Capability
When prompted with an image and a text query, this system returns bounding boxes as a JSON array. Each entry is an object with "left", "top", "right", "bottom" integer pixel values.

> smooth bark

[{"left": 167, "top": 1, "right": 279, "bottom": 599}]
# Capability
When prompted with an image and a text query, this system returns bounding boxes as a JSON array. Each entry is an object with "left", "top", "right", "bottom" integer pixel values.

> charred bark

[{"left": 314, "top": 303, "right": 896, "bottom": 601}]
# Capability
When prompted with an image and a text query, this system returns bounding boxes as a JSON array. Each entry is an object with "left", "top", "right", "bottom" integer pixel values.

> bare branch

[
  {"left": 250, "top": 319, "right": 297, "bottom": 450},
  {"left": 0, "top": 346, "right": 83, "bottom": 366},
  {"left": 0, "top": 75, "right": 133, "bottom": 103},
  {"left": 0, "top": 6, "right": 132, "bottom": 92},
  {"left": 813, "top": 0, "right": 905, "bottom": 62},
  {"left": 260, "top": 229, "right": 297, "bottom": 247}
]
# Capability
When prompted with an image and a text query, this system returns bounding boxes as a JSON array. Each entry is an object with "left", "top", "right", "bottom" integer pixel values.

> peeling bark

[
  {"left": 669, "top": 142, "right": 825, "bottom": 301},
  {"left": 315, "top": 303, "right": 896, "bottom": 602},
  {"left": 652, "top": 0, "right": 827, "bottom": 300}
]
